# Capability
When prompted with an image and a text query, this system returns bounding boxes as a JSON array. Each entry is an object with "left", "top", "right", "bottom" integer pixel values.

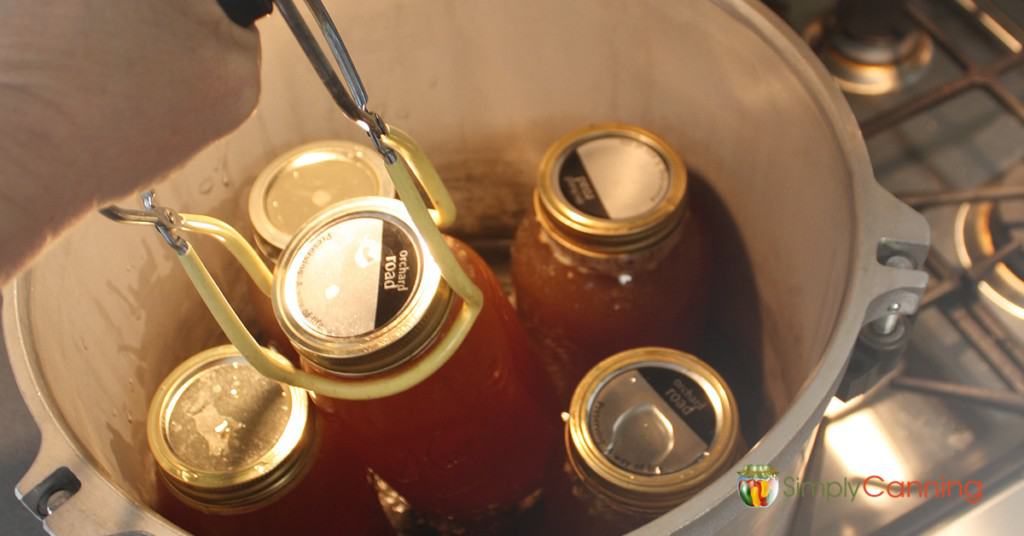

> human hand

[{"left": 0, "top": 0, "right": 262, "bottom": 283}]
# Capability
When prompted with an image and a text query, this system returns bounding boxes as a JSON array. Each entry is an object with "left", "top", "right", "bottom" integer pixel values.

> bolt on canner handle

[{"left": 99, "top": 0, "right": 482, "bottom": 399}]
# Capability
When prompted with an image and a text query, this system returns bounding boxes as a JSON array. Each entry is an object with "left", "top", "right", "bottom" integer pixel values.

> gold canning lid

[
  {"left": 248, "top": 140, "right": 395, "bottom": 262},
  {"left": 535, "top": 123, "right": 687, "bottom": 256},
  {"left": 567, "top": 347, "right": 739, "bottom": 512},
  {"left": 147, "top": 345, "right": 313, "bottom": 513},
  {"left": 273, "top": 197, "right": 453, "bottom": 375}
]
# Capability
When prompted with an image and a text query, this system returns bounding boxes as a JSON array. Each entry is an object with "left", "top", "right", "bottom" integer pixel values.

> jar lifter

[{"left": 101, "top": 0, "right": 482, "bottom": 400}]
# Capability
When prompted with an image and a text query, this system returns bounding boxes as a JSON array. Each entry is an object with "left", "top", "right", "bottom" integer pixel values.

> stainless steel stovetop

[{"left": 784, "top": 0, "right": 1024, "bottom": 534}]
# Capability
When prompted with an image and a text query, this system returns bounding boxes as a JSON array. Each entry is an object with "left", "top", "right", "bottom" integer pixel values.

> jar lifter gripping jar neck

[{"left": 99, "top": 0, "right": 482, "bottom": 400}]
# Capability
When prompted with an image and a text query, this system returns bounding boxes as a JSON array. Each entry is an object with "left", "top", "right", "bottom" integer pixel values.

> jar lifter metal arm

[
  {"left": 274, "top": 0, "right": 458, "bottom": 229},
  {"left": 99, "top": 0, "right": 481, "bottom": 399},
  {"left": 100, "top": 194, "right": 273, "bottom": 296}
]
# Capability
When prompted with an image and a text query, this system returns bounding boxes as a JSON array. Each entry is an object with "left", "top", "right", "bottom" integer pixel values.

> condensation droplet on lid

[
  {"left": 311, "top": 189, "right": 332, "bottom": 207},
  {"left": 212, "top": 385, "right": 222, "bottom": 394},
  {"left": 214, "top": 419, "right": 230, "bottom": 433},
  {"left": 618, "top": 273, "right": 633, "bottom": 285},
  {"left": 560, "top": 412, "right": 571, "bottom": 422},
  {"left": 229, "top": 388, "right": 239, "bottom": 397},
  {"left": 199, "top": 179, "right": 213, "bottom": 194}
]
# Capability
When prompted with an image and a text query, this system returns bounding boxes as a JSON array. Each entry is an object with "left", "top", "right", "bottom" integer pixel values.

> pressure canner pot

[{"left": 2, "top": 0, "right": 929, "bottom": 533}]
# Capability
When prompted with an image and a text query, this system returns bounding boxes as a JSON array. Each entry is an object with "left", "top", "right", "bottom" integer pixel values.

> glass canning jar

[
  {"left": 271, "top": 197, "right": 561, "bottom": 530},
  {"left": 511, "top": 123, "right": 712, "bottom": 404}
]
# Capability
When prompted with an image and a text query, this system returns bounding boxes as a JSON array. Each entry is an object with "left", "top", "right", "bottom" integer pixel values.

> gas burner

[
  {"left": 805, "top": 0, "right": 934, "bottom": 95},
  {"left": 955, "top": 165, "right": 1024, "bottom": 340}
]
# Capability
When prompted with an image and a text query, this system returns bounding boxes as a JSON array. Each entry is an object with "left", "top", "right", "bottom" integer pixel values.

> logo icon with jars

[{"left": 737, "top": 464, "right": 779, "bottom": 508}]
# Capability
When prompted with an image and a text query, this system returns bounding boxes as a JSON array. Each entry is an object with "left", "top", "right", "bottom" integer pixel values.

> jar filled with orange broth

[
  {"left": 529, "top": 347, "right": 742, "bottom": 536},
  {"left": 147, "top": 345, "right": 392, "bottom": 536},
  {"left": 246, "top": 140, "right": 394, "bottom": 362},
  {"left": 271, "top": 197, "right": 561, "bottom": 532},
  {"left": 510, "top": 123, "right": 712, "bottom": 404}
]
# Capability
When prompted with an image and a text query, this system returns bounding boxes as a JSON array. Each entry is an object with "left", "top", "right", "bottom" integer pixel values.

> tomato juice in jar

[
  {"left": 271, "top": 197, "right": 561, "bottom": 529},
  {"left": 532, "top": 347, "right": 742, "bottom": 536},
  {"left": 246, "top": 141, "right": 395, "bottom": 361},
  {"left": 510, "top": 123, "right": 712, "bottom": 403},
  {"left": 147, "top": 345, "right": 392, "bottom": 535}
]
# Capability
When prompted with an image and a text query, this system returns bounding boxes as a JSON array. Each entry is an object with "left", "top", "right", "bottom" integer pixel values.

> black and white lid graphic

[
  {"left": 285, "top": 217, "right": 419, "bottom": 339},
  {"left": 558, "top": 136, "right": 671, "bottom": 221},
  {"left": 586, "top": 364, "right": 717, "bottom": 476}
]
